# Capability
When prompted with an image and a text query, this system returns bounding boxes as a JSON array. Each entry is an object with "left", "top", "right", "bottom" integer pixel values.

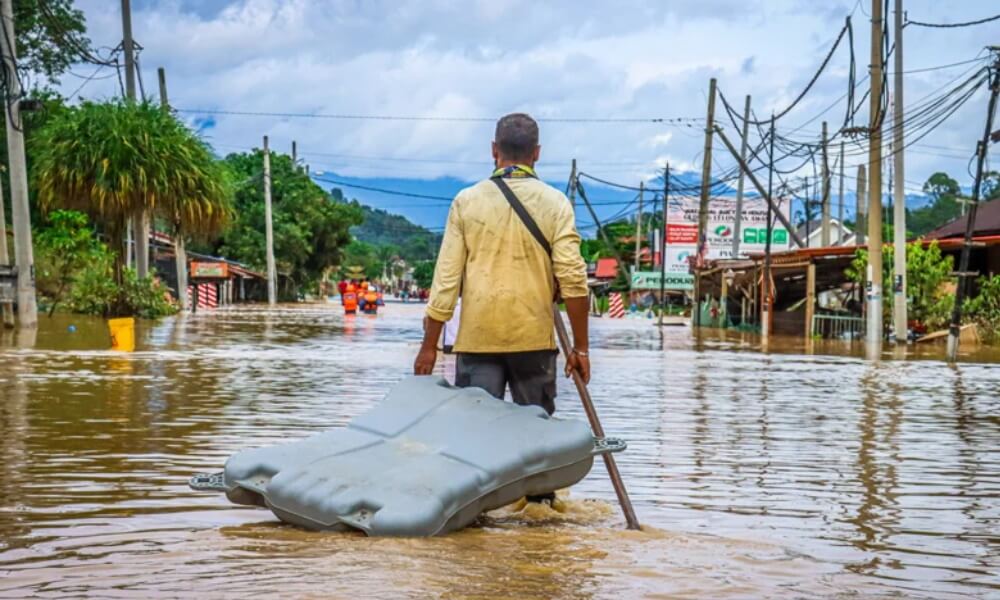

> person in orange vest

[
  {"left": 363, "top": 287, "right": 379, "bottom": 314},
  {"left": 358, "top": 280, "right": 370, "bottom": 312},
  {"left": 343, "top": 283, "right": 358, "bottom": 315}
]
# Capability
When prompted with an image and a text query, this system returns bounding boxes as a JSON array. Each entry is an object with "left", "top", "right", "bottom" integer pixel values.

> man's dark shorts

[{"left": 455, "top": 350, "right": 557, "bottom": 415}]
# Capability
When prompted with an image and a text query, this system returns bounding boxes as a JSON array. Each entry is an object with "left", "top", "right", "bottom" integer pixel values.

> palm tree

[{"left": 31, "top": 99, "right": 231, "bottom": 311}]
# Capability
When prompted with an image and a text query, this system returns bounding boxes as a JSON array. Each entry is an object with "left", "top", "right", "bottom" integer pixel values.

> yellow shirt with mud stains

[{"left": 425, "top": 174, "right": 588, "bottom": 353}]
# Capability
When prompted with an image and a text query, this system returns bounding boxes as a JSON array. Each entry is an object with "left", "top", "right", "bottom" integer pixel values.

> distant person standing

[{"left": 414, "top": 112, "right": 590, "bottom": 417}]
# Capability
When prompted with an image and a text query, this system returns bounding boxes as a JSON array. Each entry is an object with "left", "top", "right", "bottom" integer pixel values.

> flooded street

[{"left": 0, "top": 303, "right": 997, "bottom": 598}]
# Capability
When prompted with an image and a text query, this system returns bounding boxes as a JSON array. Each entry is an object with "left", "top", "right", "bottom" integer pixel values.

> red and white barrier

[{"left": 608, "top": 292, "right": 625, "bottom": 318}]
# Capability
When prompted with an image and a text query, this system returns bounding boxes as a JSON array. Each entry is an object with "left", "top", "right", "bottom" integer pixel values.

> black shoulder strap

[{"left": 491, "top": 177, "right": 552, "bottom": 257}]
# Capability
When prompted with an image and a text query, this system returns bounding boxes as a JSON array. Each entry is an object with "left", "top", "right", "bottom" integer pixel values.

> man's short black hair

[{"left": 495, "top": 113, "right": 539, "bottom": 162}]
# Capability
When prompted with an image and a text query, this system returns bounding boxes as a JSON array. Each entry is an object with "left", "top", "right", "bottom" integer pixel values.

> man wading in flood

[{"left": 414, "top": 114, "right": 591, "bottom": 495}]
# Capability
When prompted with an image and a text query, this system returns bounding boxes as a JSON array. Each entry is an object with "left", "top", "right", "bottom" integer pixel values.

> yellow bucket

[{"left": 107, "top": 317, "right": 136, "bottom": 352}]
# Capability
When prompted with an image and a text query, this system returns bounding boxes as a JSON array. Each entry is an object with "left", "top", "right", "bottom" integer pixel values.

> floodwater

[{"left": 0, "top": 303, "right": 997, "bottom": 599}]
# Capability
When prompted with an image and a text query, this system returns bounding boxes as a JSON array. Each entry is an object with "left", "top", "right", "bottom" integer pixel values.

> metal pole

[
  {"left": 695, "top": 78, "right": 717, "bottom": 327},
  {"left": 838, "top": 141, "right": 845, "bottom": 244},
  {"left": 892, "top": 0, "right": 908, "bottom": 343},
  {"left": 866, "top": 0, "right": 884, "bottom": 356},
  {"left": 856, "top": 165, "right": 867, "bottom": 245},
  {"left": 263, "top": 136, "right": 277, "bottom": 305},
  {"left": 568, "top": 159, "right": 577, "bottom": 213},
  {"left": 659, "top": 164, "right": 669, "bottom": 327},
  {"left": 0, "top": 172, "right": 12, "bottom": 327},
  {"left": 634, "top": 182, "right": 643, "bottom": 271},
  {"left": 552, "top": 304, "right": 640, "bottom": 530},
  {"left": 1, "top": 0, "right": 37, "bottom": 328},
  {"left": 947, "top": 52, "right": 1000, "bottom": 361},
  {"left": 732, "top": 94, "right": 751, "bottom": 257},
  {"left": 821, "top": 121, "right": 831, "bottom": 247},
  {"left": 158, "top": 67, "right": 189, "bottom": 313}
]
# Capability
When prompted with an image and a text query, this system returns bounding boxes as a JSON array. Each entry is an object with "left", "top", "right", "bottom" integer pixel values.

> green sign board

[
  {"left": 631, "top": 271, "right": 694, "bottom": 291},
  {"left": 743, "top": 227, "right": 787, "bottom": 245}
]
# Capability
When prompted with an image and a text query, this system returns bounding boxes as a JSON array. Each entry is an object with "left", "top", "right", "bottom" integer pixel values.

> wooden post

[
  {"left": 805, "top": 261, "right": 816, "bottom": 338},
  {"left": 694, "top": 78, "right": 717, "bottom": 327}
]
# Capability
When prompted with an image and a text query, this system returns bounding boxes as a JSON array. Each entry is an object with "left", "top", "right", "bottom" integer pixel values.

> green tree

[
  {"left": 216, "top": 151, "right": 362, "bottom": 297},
  {"left": 907, "top": 172, "right": 966, "bottom": 236},
  {"left": 33, "top": 209, "right": 104, "bottom": 315},
  {"left": 32, "top": 100, "right": 231, "bottom": 284},
  {"left": 14, "top": 0, "right": 92, "bottom": 84},
  {"left": 846, "top": 240, "right": 955, "bottom": 331},
  {"left": 412, "top": 260, "right": 435, "bottom": 290},
  {"left": 965, "top": 275, "right": 1000, "bottom": 344}
]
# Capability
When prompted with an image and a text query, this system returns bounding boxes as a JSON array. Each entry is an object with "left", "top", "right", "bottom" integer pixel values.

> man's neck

[{"left": 496, "top": 159, "right": 533, "bottom": 170}]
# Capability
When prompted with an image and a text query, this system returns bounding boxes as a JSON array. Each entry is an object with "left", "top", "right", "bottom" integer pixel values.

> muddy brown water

[{"left": 0, "top": 303, "right": 997, "bottom": 598}]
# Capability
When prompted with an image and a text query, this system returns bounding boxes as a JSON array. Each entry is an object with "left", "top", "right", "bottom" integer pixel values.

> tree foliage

[
  {"left": 33, "top": 209, "right": 105, "bottom": 315},
  {"left": 907, "top": 172, "right": 966, "bottom": 236},
  {"left": 14, "top": 0, "right": 91, "bottom": 84},
  {"left": 412, "top": 260, "right": 435, "bottom": 290},
  {"left": 965, "top": 275, "right": 1000, "bottom": 345},
  {"left": 215, "top": 151, "right": 362, "bottom": 295},
  {"left": 31, "top": 100, "right": 232, "bottom": 270},
  {"left": 846, "top": 240, "right": 955, "bottom": 331}
]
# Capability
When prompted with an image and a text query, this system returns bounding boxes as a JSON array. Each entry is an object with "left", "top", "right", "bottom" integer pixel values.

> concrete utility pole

[
  {"left": 732, "top": 94, "right": 751, "bottom": 257},
  {"left": 866, "top": 0, "right": 885, "bottom": 355},
  {"left": 821, "top": 121, "right": 831, "bottom": 247},
  {"left": 292, "top": 141, "right": 297, "bottom": 168},
  {"left": 158, "top": 67, "right": 188, "bottom": 312},
  {"left": 891, "top": 0, "right": 907, "bottom": 343},
  {"left": 838, "top": 141, "right": 845, "bottom": 244},
  {"left": 947, "top": 49, "right": 1000, "bottom": 361},
  {"left": 659, "top": 164, "right": 668, "bottom": 327},
  {"left": 635, "top": 182, "right": 644, "bottom": 271},
  {"left": 762, "top": 119, "right": 777, "bottom": 340},
  {"left": 856, "top": 165, "right": 867, "bottom": 245},
  {"left": 694, "top": 78, "right": 717, "bottom": 326},
  {"left": 121, "top": 0, "right": 149, "bottom": 279},
  {"left": 1, "top": 0, "right": 37, "bottom": 328},
  {"left": 263, "top": 136, "right": 277, "bottom": 305},
  {"left": 0, "top": 174, "right": 12, "bottom": 327}
]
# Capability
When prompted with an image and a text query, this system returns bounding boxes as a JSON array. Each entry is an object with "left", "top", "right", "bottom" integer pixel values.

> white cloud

[{"left": 67, "top": 0, "right": 997, "bottom": 193}]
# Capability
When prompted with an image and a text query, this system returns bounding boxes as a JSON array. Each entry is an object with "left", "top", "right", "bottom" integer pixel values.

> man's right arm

[
  {"left": 551, "top": 200, "right": 591, "bottom": 382},
  {"left": 414, "top": 197, "right": 466, "bottom": 375}
]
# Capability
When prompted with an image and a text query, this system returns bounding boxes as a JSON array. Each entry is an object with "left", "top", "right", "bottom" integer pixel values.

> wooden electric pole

[
  {"left": 694, "top": 77, "right": 717, "bottom": 327},
  {"left": 1, "top": 0, "right": 37, "bottom": 328},
  {"left": 947, "top": 49, "right": 1000, "bottom": 361},
  {"left": 659, "top": 164, "right": 669, "bottom": 327},
  {"left": 263, "top": 136, "right": 277, "bottom": 305},
  {"left": 866, "top": 0, "right": 885, "bottom": 354},
  {"left": 158, "top": 67, "right": 188, "bottom": 312},
  {"left": 891, "top": 0, "right": 908, "bottom": 343},
  {"left": 121, "top": 0, "right": 149, "bottom": 279},
  {"left": 635, "top": 182, "right": 644, "bottom": 271},
  {"left": 821, "top": 121, "right": 831, "bottom": 247},
  {"left": 732, "top": 94, "right": 751, "bottom": 257}
]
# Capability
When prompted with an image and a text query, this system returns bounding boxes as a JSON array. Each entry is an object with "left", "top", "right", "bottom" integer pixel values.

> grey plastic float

[{"left": 189, "top": 375, "right": 625, "bottom": 536}]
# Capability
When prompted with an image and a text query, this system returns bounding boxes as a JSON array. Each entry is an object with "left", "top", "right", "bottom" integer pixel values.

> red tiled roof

[
  {"left": 926, "top": 198, "right": 1000, "bottom": 239},
  {"left": 594, "top": 257, "right": 619, "bottom": 279}
]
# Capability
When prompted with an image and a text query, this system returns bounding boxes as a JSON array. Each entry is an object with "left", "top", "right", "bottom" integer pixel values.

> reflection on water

[{"left": 0, "top": 305, "right": 997, "bottom": 598}]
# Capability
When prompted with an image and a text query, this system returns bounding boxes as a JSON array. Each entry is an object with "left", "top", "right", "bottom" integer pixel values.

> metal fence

[{"left": 812, "top": 313, "right": 865, "bottom": 340}]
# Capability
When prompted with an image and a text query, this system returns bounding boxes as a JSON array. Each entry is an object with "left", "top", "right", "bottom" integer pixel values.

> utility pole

[
  {"left": 634, "top": 182, "right": 644, "bottom": 271},
  {"left": 804, "top": 176, "right": 811, "bottom": 244},
  {"left": 659, "top": 164, "right": 669, "bottom": 327},
  {"left": 158, "top": 67, "right": 188, "bottom": 312},
  {"left": 892, "top": 0, "right": 908, "bottom": 343},
  {"left": 947, "top": 49, "right": 1000, "bottom": 361},
  {"left": 866, "top": 0, "right": 885, "bottom": 355},
  {"left": 292, "top": 141, "right": 297, "bottom": 169},
  {"left": 263, "top": 136, "right": 277, "bottom": 305},
  {"left": 1, "top": 0, "right": 36, "bottom": 328},
  {"left": 856, "top": 165, "right": 867, "bottom": 245},
  {"left": 121, "top": 0, "right": 149, "bottom": 280},
  {"left": 821, "top": 121, "right": 831, "bottom": 247},
  {"left": 732, "top": 94, "right": 751, "bottom": 257},
  {"left": 838, "top": 142, "right": 845, "bottom": 244},
  {"left": 695, "top": 77, "right": 717, "bottom": 327},
  {"left": 568, "top": 159, "right": 577, "bottom": 212},
  {"left": 0, "top": 174, "right": 12, "bottom": 327},
  {"left": 763, "top": 119, "right": 776, "bottom": 340}
]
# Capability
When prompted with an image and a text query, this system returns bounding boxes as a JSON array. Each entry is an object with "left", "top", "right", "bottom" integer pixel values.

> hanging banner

[{"left": 665, "top": 196, "right": 790, "bottom": 259}]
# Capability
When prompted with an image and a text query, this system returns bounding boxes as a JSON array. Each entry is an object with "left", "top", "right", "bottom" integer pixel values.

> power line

[
  {"left": 312, "top": 176, "right": 455, "bottom": 201},
  {"left": 176, "top": 107, "right": 703, "bottom": 125},
  {"left": 905, "top": 13, "right": 1000, "bottom": 29}
]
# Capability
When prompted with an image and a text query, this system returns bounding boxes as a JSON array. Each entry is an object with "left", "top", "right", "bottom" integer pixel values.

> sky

[{"left": 63, "top": 0, "right": 999, "bottom": 228}]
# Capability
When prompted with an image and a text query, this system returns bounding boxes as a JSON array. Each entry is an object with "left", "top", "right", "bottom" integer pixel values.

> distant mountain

[{"left": 328, "top": 188, "right": 441, "bottom": 261}]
